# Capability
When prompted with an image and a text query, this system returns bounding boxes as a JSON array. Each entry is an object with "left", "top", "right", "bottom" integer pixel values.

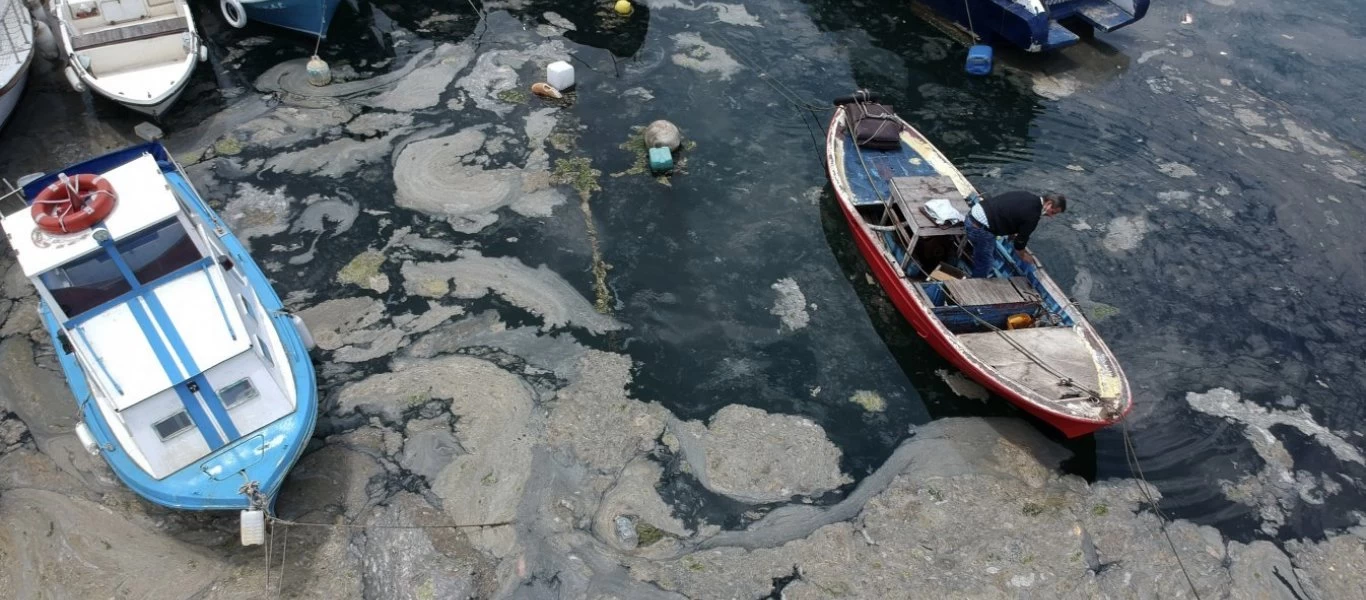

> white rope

[
  {"left": 267, "top": 515, "right": 514, "bottom": 530},
  {"left": 962, "top": 0, "right": 977, "bottom": 39},
  {"left": 1121, "top": 419, "right": 1202, "bottom": 599},
  {"left": 276, "top": 522, "right": 289, "bottom": 598}
]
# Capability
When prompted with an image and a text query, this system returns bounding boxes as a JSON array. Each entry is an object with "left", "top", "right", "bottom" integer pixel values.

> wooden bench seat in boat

[
  {"left": 71, "top": 16, "right": 188, "bottom": 51},
  {"left": 956, "top": 328, "right": 1103, "bottom": 402},
  {"left": 941, "top": 277, "right": 1031, "bottom": 306}
]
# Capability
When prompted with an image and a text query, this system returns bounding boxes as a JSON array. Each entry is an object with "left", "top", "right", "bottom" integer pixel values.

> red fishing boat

[{"left": 825, "top": 94, "right": 1131, "bottom": 437}]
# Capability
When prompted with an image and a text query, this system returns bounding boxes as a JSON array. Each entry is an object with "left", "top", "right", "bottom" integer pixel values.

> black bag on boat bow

[{"left": 844, "top": 103, "right": 902, "bottom": 150}]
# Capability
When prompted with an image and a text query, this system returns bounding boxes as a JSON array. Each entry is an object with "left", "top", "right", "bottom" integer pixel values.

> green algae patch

[
  {"left": 549, "top": 131, "right": 577, "bottom": 153},
  {"left": 552, "top": 156, "right": 602, "bottom": 200},
  {"left": 214, "top": 136, "right": 243, "bottom": 156},
  {"left": 612, "top": 129, "right": 697, "bottom": 182},
  {"left": 497, "top": 88, "right": 529, "bottom": 104},
  {"left": 850, "top": 390, "right": 886, "bottom": 413},
  {"left": 337, "top": 249, "right": 389, "bottom": 293},
  {"left": 1085, "top": 302, "right": 1121, "bottom": 322},
  {"left": 635, "top": 521, "right": 667, "bottom": 546}
]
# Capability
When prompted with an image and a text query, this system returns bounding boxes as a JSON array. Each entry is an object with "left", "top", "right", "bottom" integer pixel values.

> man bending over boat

[{"left": 965, "top": 191, "right": 1067, "bottom": 278}]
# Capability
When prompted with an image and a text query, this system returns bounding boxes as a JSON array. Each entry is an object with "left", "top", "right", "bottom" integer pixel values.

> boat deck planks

[
  {"left": 72, "top": 16, "right": 188, "bottom": 51},
  {"left": 943, "top": 277, "right": 1028, "bottom": 306},
  {"left": 957, "top": 328, "right": 1102, "bottom": 402}
]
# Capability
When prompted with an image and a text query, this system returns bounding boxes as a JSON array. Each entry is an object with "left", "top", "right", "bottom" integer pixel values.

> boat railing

[
  {"left": 0, "top": 0, "right": 33, "bottom": 66},
  {"left": 0, "top": 178, "right": 27, "bottom": 216}
]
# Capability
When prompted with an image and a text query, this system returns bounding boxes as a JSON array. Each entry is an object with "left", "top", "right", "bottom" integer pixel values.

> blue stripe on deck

[
  {"left": 97, "top": 237, "right": 230, "bottom": 449},
  {"left": 840, "top": 132, "right": 939, "bottom": 206},
  {"left": 143, "top": 292, "right": 243, "bottom": 441},
  {"left": 192, "top": 373, "right": 241, "bottom": 441}
]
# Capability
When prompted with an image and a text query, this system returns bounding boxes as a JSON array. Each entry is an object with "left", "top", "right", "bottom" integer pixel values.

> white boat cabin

[{"left": 0, "top": 154, "right": 297, "bottom": 479}]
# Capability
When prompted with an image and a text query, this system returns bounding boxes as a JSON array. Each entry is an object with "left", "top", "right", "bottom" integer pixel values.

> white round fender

[
  {"left": 221, "top": 0, "right": 248, "bottom": 28},
  {"left": 63, "top": 66, "right": 86, "bottom": 93},
  {"left": 290, "top": 314, "right": 316, "bottom": 350},
  {"left": 74, "top": 422, "right": 100, "bottom": 456},
  {"left": 240, "top": 510, "right": 265, "bottom": 546}
]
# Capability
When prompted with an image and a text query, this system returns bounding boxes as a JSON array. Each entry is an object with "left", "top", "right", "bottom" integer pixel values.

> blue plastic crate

[
  {"left": 965, "top": 44, "right": 993, "bottom": 76},
  {"left": 648, "top": 147, "right": 674, "bottom": 173}
]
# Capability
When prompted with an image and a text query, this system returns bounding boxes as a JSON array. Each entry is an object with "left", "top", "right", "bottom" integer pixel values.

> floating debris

[{"left": 531, "top": 82, "right": 563, "bottom": 99}]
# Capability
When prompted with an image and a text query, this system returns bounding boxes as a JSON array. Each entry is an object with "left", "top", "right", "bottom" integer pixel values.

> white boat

[
  {"left": 50, "top": 0, "right": 206, "bottom": 117},
  {"left": 0, "top": 0, "right": 34, "bottom": 129}
]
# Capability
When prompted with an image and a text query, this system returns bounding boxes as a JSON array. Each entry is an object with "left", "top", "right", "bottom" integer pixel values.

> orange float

[{"left": 30, "top": 173, "right": 118, "bottom": 234}]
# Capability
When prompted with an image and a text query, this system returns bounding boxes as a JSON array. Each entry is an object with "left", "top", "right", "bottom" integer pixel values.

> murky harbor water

[{"left": 1, "top": 0, "right": 1364, "bottom": 597}]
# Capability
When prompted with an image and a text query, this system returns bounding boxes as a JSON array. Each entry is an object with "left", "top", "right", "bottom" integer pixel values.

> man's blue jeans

[{"left": 966, "top": 217, "right": 997, "bottom": 278}]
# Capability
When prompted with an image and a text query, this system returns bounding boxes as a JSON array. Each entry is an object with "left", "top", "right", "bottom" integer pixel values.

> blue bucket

[{"left": 965, "top": 44, "right": 993, "bottom": 76}]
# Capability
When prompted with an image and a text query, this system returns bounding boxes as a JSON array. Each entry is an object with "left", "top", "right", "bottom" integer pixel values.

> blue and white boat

[
  {"left": 0, "top": 143, "right": 317, "bottom": 544},
  {"left": 918, "top": 0, "right": 1149, "bottom": 52},
  {"left": 218, "top": 0, "right": 345, "bottom": 38}
]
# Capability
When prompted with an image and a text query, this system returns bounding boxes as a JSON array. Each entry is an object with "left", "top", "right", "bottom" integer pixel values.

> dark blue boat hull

[
  {"left": 242, "top": 0, "right": 345, "bottom": 37},
  {"left": 917, "top": 0, "right": 1149, "bottom": 52}
]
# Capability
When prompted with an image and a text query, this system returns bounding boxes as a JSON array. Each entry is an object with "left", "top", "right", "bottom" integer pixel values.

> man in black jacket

[{"left": 965, "top": 191, "right": 1067, "bottom": 278}]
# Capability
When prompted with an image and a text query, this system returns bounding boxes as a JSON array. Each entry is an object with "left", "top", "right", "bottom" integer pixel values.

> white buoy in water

[
  {"left": 644, "top": 120, "right": 682, "bottom": 151},
  {"left": 546, "top": 61, "right": 574, "bottom": 91},
  {"left": 306, "top": 55, "right": 331, "bottom": 87},
  {"left": 240, "top": 510, "right": 266, "bottom": 546}
]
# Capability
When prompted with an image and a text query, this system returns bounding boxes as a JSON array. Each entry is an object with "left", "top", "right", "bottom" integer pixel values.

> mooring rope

[
  {"left": 267, "top": 515, "right": 515, "bottom": 530},
  {"left": 1121, "top": 419, "right": 1202, "bottom": 599}
]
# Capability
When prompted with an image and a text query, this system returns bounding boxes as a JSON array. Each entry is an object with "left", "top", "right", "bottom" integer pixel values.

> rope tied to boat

[
  {"left": 1121, "top": 418, "right": 1203, "bottom": 599},
  {"left": 940, "top": 284, "right": 1105, "bottom": 403}
]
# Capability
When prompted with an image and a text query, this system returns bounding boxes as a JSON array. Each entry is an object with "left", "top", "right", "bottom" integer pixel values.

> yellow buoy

[{"left": 614, "top": 0, "right": 633, "bottom": 16}]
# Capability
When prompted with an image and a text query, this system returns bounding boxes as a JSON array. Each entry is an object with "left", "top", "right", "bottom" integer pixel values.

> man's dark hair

[{"left": 1045, "top": 193, "right": 1067, "bottom": 213}]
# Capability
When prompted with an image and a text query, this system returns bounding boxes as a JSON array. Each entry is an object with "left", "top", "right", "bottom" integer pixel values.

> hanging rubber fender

[
  {"left": 832, "top": 90, "right": 880, "bottom": 106},
  {"left": 221, "top": 0, "right": 248, "bottom": 28},
  {"left": 290, "top": 314, "right": 316, "bottom": 350},
  {"left": 74, "top": 422, "right": 101, "bottom": 456},
  {"left": 198, "top": 42, "right": 208, "bottom": 63},
  {"left": 30, "top": 173, "right": 118, "bottom": 234},
  {"left": 63, "top": 66, "right": 86, "bottom": 93}
]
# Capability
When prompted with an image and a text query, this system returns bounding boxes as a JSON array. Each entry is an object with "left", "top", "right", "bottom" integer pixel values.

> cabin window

[
  {"left": 153, "top": 410, "right": 194, "bottom": 441},
  {"left": 40, "top": 251, "right": 133, "bottom": 318},
  {"left": 255, "top": 335, "right": 275, "bottom": 368},
  {"left": 219, "top": 378, "right": 259, "bottom": 408},
  {"left": 238, "top": 294, "right": 256, "bottom": 324},
  {"left": 115, "top": 219, "right": 202, "bottom": 285}
]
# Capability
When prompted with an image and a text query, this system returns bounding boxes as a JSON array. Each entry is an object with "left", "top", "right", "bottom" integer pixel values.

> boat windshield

[
  {"left": 116, "top": 218, "right": 202, "bottom": 285},
  {"left": 40, "top": 219, "right": 202, "bottom": 319},
  {"left": 41, "top": 251, "right": 131, "bottom": 319}
]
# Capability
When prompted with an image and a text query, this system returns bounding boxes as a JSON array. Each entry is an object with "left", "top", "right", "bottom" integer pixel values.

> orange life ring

[{"left": 30, "top": 173, "right": 118, "bottom": 234}]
